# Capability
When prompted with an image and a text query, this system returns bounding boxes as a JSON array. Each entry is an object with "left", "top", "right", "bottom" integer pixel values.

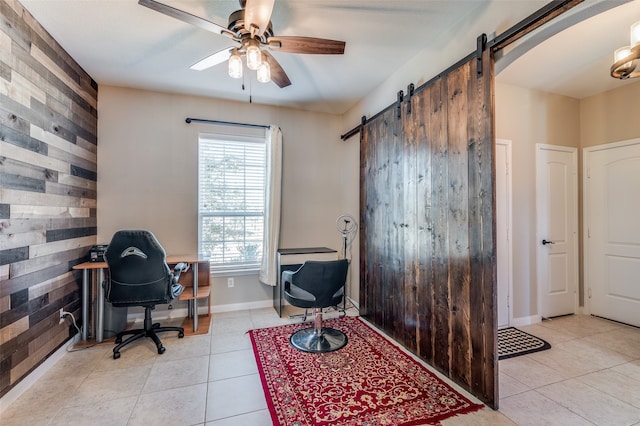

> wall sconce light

[{"left": 611, "top": 21, "right": 640, "bottom": 79}]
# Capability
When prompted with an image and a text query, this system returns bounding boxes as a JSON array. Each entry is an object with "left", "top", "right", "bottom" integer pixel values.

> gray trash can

[{"left": 103, "top": 301, "right": 127, "bottom": 339}]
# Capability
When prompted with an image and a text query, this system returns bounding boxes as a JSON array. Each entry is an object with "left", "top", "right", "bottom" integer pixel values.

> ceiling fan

[{"left": 138, "top": 0, "right": 346, "bottom": 88}]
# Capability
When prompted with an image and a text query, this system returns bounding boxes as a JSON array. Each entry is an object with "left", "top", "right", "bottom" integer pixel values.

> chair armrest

[
  {"left": 333, "top": 287, "right": 344, "bottom": 298},
  {"left": 284, "top": 282, "right": 316, "bottom": 302},
  {"left": 282, "top": 270, "right": 294, "bottom": 283},
  {"left": 281, "top": 263, "right": 304, "bottom": 284}
]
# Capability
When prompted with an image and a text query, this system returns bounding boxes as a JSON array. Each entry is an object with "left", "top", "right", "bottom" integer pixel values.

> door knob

[{"left": 542, "top": 239, "right": 554, "bottom": 245}]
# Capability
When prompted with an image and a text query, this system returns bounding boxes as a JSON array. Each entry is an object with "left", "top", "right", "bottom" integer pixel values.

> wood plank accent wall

[
  {"left": 360, "top": 50, "right": 497, "bottom": 407},
  {"left": 0, "top": 0, "right": 97, "bottom": 397}
]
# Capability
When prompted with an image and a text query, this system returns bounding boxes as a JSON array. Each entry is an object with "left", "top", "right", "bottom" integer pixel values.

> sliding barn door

[{"left": 360, "top": 48, "right": 496, "bottom": 407}]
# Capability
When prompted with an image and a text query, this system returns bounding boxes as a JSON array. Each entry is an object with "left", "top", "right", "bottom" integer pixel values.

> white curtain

[{"left": 259, "top": 126, "right": 282, "bottom": 286}]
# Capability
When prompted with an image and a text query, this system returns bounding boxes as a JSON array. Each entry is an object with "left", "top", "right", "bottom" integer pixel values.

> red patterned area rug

[{"left": 249, "top": 316, "right": 483, "bottom": 426}]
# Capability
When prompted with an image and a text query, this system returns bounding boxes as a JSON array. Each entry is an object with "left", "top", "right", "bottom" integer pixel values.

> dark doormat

[{"left": 498, "top": 327, "right": 551, "bottom": 360}]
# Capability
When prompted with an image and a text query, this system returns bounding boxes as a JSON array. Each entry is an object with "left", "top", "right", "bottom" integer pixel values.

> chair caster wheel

[
  {"left": 113, "top": 352, "right": 121, "bottom": 359},
  {"left": 157, "top": 346, "right": 166, "bottom": 355},
  {"left": 178, "top": 332, "right": 184, "bottom": 338}
]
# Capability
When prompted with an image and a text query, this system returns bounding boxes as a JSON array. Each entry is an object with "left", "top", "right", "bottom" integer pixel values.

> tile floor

[
  {"left": 1, "top": 309, "right": 639, "bottom": 425},
  {"left": 498, "top": 315, "right": 640, "bottom": 426}
]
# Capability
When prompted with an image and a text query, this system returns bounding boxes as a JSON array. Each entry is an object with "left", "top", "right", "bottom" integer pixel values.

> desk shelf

[
  {"left": 169, "top": 260, "right": 211, "bottom": 335},
  {"left": 178, "top": 286, "right": 211, "bottom": 300},
  {"left": 181, "top": 314, "right": 212, "bottom": 336},
  {"left": 73, "top": 256, "right": 212, "bottom": 343},
  {"left": 178, "top": 285, "right": 211, "bottom": 335}
]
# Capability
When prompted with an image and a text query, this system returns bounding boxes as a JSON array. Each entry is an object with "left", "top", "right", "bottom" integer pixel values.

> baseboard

[
  {"left": 211, "top": 299, "right": 273, "bottom": 313},
  {"left": 124, "top": 299, "right": 274, "bottom": 322},
  {"left": 125, "top": 306, "right": 190, "bottom": 322},
  {"left": 346, "top": 297, "right": 359, "bottom": 310},
  {"left": 0, "top": 333, "right": 80, "bottom": 414},
  {"left": 511, "top": 315, "right": 542, "bottom": 327}
]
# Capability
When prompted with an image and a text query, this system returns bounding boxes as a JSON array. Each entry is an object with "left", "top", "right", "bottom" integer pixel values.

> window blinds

[{"left": 198, "top": 135, "right": 266, "bottom": 266}]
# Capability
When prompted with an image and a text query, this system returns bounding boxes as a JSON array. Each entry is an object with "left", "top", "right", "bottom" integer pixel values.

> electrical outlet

[
  {"left": 227, "top": 277, "right": 235, "bottom": 288},
  {"left": 59, "top": 308, "right": 65, "bottom": 324}
]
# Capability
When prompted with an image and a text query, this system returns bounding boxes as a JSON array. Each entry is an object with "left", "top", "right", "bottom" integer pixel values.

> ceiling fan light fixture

[
  {"left": 257, "top": 61, "right": 270, "bottom": 83},
  {"left": 139, "top": 0, "right": 345, "bottom": 89},
  {"left": 228, "top": 51, "right": 243, "bottom": 79},
  {"left": 246, "top": 39, "right": 262, "bottom": 70}
]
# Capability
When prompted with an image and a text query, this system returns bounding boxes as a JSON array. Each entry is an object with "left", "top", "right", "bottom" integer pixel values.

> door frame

[
  {"left": 496, "top": 139, "right": 513, "bottom": 327},
  {"left": 535, "top": 143, "right": 578, "bottom": 319}
]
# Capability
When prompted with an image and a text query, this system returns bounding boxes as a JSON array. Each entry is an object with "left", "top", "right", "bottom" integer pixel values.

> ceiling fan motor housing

[{"left": 228, "top": 9, "right": 273, "bottom": 40}]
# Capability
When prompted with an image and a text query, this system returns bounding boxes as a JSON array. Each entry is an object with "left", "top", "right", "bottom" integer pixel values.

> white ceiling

[
  {"left": 19, "top": 0, "right": 640, "bottom": 114},
  {"left": 19, "top": 0, "right": 493, "bottom": 114},
  {"left": 496, "top": 0, "right": 640, "bottom": 98},
  {"left": 496, "top": 0, "right": 640, "bottom": 99}
]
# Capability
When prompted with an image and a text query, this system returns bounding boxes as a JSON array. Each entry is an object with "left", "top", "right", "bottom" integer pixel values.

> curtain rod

[{"left": 185, "top": 117, "right": 269, "bottom": 129}]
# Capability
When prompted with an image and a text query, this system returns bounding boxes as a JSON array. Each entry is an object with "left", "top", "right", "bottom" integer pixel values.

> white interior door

[
  {"left": 585, "top": 139, "right": 640, "bottom": 327},
  {"left": 536, "top": 144, "right": 578, "bottom": 318},
  {"left": 496, "top": 139, "right": 512, "bottom": 328}
]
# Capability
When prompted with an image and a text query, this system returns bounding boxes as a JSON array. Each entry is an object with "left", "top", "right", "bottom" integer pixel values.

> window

[{"left": 198, "top": 132, "right": 266, "bottom": 270}]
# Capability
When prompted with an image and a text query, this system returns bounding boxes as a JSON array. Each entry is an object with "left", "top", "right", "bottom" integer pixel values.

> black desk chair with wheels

[
  {"left": 104, "top": 230, "right": 186, "bottom": 359},
  {"left": 283, "top": 259, "right": 349, "bottom": 353}
]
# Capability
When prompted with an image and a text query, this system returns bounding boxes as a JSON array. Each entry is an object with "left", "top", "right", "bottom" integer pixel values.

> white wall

[
  {"left": 495, "top": 82, "right": 580, "bottom": 321},
  {"left": 342, "top": 0, "right": 547, "bottom": 132},
  {"left": 580, "top": 80, "right": 640, "bottom": 148},
  {"left": 495, "top": 79, "right": 640, "bottom": 322},
  {"left": 97, "top": 85, "right": 359, "bottom": 308}
]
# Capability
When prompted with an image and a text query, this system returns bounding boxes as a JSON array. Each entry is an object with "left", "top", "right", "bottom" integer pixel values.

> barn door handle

[{"left": 542, "top": 239, "right": 554, "bottom": 245}]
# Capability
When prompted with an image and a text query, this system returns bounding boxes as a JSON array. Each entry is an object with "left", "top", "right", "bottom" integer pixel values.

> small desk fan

[
  {"left": 336, "top": 214, "right": 357, "bottom": 260},
  {"left": 336, "top": 214, "right": 358, "bottom": 313}
]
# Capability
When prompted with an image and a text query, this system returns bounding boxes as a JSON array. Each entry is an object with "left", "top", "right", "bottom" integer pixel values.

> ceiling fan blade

[
  {"left": 138, "top": 0, "right": 233, "bottom": 38},
  {"left": 244, "top": 0, "right": 275, "bottom": 36},
  {"left": 267, "top": 36, "right": 345, "bottom": 54},
  {"left": 262, "top": 51, "right": 291, "bottom": 88},
  {"left": 190, "top": 48, "right": 234, "bottom": 71}
]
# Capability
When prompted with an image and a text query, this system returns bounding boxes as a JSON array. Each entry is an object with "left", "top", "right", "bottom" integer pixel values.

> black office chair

[
  {"left": 104, "top": 230, "right": 186, "bottom": 359},
  {"left": 283, "top": 259, "right": 349, "bottom": 353}
]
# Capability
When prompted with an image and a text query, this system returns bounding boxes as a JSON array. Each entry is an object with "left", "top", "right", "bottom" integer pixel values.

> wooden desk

[
  {"left": 73, "top": 255, "right": 210, "bottom": 343},
  {"left": 274, "top": 247, "right": 338, "bottom": 317}
]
